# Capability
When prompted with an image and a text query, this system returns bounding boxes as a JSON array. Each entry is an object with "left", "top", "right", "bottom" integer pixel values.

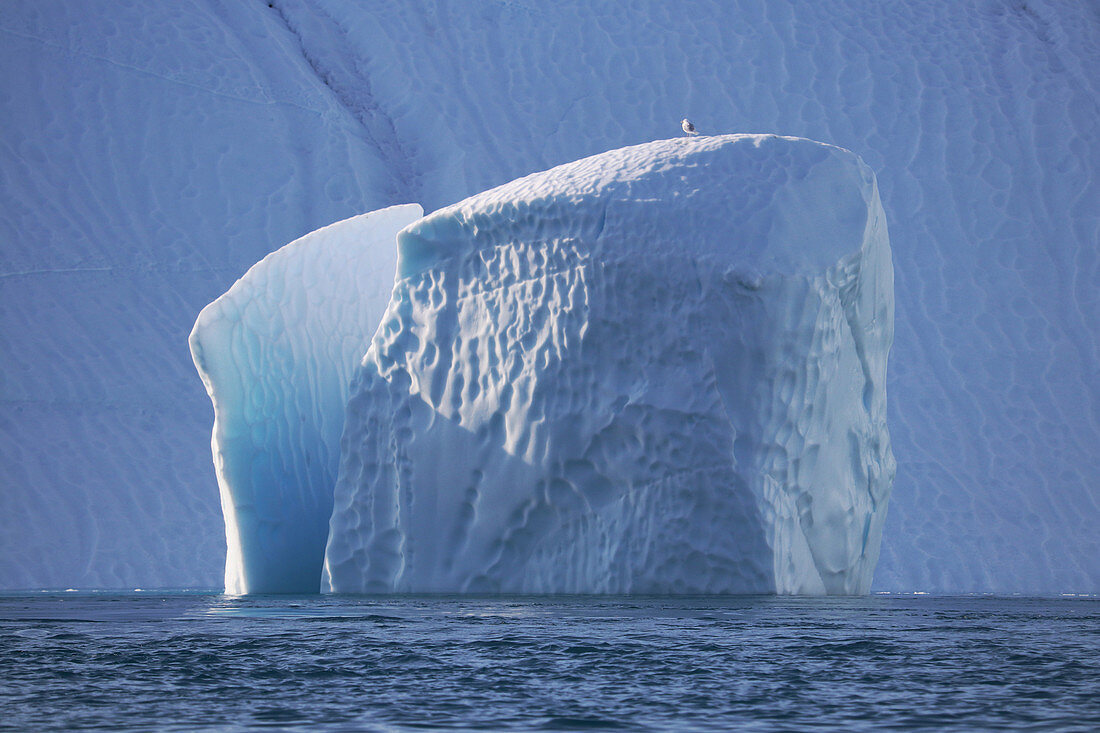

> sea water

[{"left": 0, "top": 593, "right": 1097, "bottom": 731}]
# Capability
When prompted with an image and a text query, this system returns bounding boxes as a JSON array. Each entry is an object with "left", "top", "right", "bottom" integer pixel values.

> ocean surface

[{"left": 0, "top": 593, "right": 1097, "bottom": 731}]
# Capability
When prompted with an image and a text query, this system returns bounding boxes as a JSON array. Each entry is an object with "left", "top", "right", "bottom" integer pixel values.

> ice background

[{"left": 1, "top": 0, "right": 1097, "bottom": 593}]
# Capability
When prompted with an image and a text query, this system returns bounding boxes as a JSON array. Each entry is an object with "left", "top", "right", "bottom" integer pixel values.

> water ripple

[{"left": 0, "top": 593, "right": 1097, "bottom": 731}]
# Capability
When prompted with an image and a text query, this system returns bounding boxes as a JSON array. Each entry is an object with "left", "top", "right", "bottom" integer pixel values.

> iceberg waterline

[{"left": 195, "top": 135, "right": 895, "bottom": 594}]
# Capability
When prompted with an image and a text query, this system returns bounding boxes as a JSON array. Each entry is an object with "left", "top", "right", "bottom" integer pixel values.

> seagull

[{"left": 681, "top": 118, "right": 698, "bottom": 136}]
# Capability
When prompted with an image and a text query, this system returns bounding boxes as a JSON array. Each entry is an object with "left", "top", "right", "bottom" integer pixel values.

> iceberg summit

[{"left": 194, "top": 134, "right": 895, "bottom": 595}]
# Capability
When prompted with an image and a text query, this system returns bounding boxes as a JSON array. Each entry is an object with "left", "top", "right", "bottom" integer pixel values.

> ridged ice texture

[
  {"left": 190, "top": 205, "right": 421, "bottom": 593},
  {"left": 323, "top": 135, "right": 894, "bottom": 594}
]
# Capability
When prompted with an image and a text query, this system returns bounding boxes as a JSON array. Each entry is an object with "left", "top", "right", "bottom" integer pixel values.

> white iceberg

[
  {"left": 323, "top": 135, "right": 895, "bottom": 594},
  {"left": 189, "top": 204, "right": 422, "bottom": 593}
]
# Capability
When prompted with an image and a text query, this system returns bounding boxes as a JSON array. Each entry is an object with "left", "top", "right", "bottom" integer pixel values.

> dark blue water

[{"left": 1, "top": 593, "right": 1097, "bottom": 731}]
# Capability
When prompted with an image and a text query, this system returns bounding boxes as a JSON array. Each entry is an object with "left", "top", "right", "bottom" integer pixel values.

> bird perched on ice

[{"left": 681, "top": 118, "right": 698, "bottom": 136}]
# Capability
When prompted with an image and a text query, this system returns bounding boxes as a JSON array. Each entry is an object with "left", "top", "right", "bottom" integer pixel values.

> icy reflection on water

[{"left": 1, "top": 593, "right": 1097, "bottom": 730}]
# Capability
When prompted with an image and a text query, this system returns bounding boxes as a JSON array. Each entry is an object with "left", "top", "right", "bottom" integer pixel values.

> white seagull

[{"left": 681, "top": 118, "right": 698, "bottom": 136}]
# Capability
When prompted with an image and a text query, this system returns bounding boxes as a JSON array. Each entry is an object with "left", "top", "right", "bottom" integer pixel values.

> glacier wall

[
  {"left": 190, "top": 205, "right": 420, "bottom": 594},
  {"left": 323, "top": 135, "right": 894, "bottom": 594},
  {"left": 2, "top": 0, "right": 1097, "bottom": 592},
  {"left": 0, "top": 1, "right": 397, "bottom": 589}
]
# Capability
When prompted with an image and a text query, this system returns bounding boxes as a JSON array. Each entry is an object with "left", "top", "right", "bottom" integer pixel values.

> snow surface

[
  {"left": 189, "top": 204, "right": 420, "bottom": 594},
  {"left": 323, "top": 135, "right": 894, "bottom": 594},
  {"left": 1, "top": 1, "right": 1097, "bottom": 593}
]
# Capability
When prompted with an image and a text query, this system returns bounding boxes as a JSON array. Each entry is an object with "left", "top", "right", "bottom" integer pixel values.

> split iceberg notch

[
  {"left": 189, "top": 205, "right": 423, "bottom": 594},
  {"left": 191, "top": 134, "right": 895, "bottom": 595}
]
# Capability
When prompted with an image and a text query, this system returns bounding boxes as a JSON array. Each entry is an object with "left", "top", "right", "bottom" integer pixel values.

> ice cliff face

[
  {"left": 189, "top": 205, "right": 421, "bottom": 593},
  {"left": 323, "top": 135, "right": 894, "bottom": 594}
]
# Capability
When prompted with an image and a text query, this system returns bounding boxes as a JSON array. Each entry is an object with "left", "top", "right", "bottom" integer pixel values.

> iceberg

[
  {"left": 189, "top": 204, "right": 421, "bottom": 594},
  {"left": 323, "top": 135, "right": 895, "bottom": 594},
  {"left": 5, "top": 0, "right": 1097, "bottom": 596}
]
